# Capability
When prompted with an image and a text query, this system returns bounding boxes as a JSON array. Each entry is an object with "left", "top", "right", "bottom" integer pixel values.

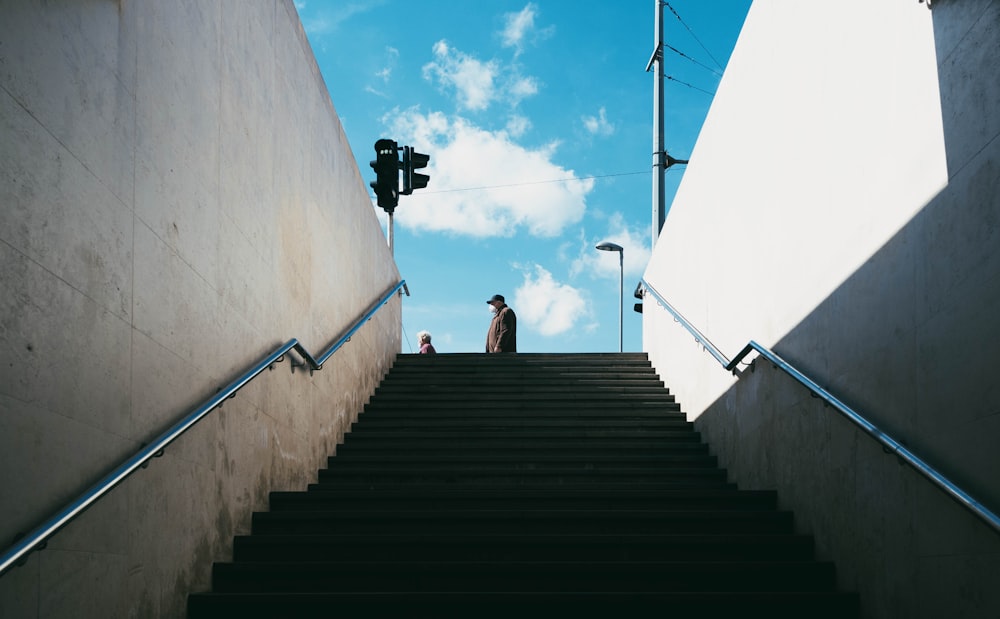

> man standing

[{"left": 485, "top": 294, "right": 517, "bottom": 353}]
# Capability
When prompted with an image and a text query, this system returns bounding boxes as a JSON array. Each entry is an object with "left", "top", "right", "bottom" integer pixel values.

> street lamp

[{"left": 595, "top": 241, "right": 624, "bottom": 352}]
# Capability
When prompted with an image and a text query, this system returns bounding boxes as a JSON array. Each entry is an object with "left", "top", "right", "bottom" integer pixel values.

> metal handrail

[
  {"left": 0, "top": 280, "right": 408, "bottom": 576},
  {"left": 640, "top": 277, "right": 1000, "bottom": 536}
]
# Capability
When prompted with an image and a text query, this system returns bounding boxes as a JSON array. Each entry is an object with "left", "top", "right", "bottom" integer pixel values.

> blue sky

[{"left": 294, "top": 1, "right": 750, "bottom": 353}]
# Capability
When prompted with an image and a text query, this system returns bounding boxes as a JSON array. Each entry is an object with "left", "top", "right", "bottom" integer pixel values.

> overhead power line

[
  {"left": 367, "top": 167, "right": 690, "bottom": 201},
  {"left": 665, "top": 75, "right": 715, "bottom": 97},
  {"left": 663, "top": 43, "right": 722, "bottom": 77},
  {"left": 663, "top": 1, "right": 725, "bottom": 72},
  {"left": 416, "top": 170, "right": 655, "bottom": 195}
]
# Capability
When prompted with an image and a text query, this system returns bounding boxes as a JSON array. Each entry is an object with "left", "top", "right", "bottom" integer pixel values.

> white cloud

[
  {"left": 375, "top": 46, "right": 399, "bottom": 83},
  {"left": 507, "top": 75, "right": 540, "bottom": 105},
  {"left": 514, "top": 265, "right": 593, "bottom": 336},
  {"left": 423, "top": 40, "right": 542, "bottom": 112},
  {"left": 582, "top": 106, "right": 615, "bottom": 137},
  {"left": 570, "top": 213, "right": 652, "bottom": 279},
  {"left": 385, "top": 109, "right": 594, "bottom": 238},
  {"left": 423, "top": 41, "right": 499, "bottom": 112},
  {"left": 297, "top": 2, "right": 376, "bottom": 36},
  {"left": 501, "top": 4, "right": 553, "bottom": 56},
  {"left": 502, "top": 4, "right": 536, "bottom": 53},
  {"left": 505, "top": 114, "right": 531, "bottom": 138}
]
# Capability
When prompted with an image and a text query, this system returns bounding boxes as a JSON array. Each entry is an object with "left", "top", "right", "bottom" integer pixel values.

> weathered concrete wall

[
  {"left": 643, "top": 1, "right": 1000, "bottom": 617},
  {"left": 0, "top": 1, "right": 401, "bottom": 617}
]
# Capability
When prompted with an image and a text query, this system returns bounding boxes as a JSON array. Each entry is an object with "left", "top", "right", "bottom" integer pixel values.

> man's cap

[{"left": 487, "top": 294, "right": 505, "bottom": 304}]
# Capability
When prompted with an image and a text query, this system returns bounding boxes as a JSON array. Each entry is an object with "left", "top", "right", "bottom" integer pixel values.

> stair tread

[
  {"left": 326, "top": 454, "right": 716, "bottom": 462},
  {"left": 207, "top": 560, "right": 841, "bottom": 594},
  {"left": 273, "top": 486, "right": 775, "bottom": 497},
  {"left": 252, "top": 510, "right": 790, "bottom": 526},
  {"left": 211, "top": 559, "right": 832, "bottom": 570}
]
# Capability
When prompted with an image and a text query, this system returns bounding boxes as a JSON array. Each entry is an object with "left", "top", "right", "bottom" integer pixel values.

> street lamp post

[{"left": 595, "top": 242, "right": 624, "bottom": 353}]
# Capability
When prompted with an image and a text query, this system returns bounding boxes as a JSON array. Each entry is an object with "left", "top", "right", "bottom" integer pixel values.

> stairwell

[{"left": 188, "top": 352, "right": 859, "bottom": 617}]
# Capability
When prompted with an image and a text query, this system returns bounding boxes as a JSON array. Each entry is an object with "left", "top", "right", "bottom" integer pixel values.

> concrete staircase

[{"left": 188, "top": 352, "right": 859, "bottom": 617}]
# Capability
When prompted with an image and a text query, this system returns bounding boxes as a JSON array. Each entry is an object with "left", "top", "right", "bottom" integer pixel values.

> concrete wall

[
  {"left": 642, "top": 1, "right": 1000, "bottom": 617},
  {"left": 0, "top": 1, "right": 401, "bottom": 617}
]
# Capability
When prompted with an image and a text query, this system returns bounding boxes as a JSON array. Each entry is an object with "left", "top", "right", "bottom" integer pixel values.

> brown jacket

[{"left": 485, "top": 304, "right": 517, "bottom": 352}]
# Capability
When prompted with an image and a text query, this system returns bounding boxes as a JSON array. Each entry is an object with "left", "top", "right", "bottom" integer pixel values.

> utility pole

[
  {"left": 646, "top": 1, "right": 689, "bottom": 247},
  {"left": 646, "top": 0, "right": 666, "bottom": 247}
]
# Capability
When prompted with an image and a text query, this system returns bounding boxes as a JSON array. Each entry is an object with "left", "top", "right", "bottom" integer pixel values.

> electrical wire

[
  {"left": 369, "top": 167, "right": 688, "bottom": 201},
  {"left": 665, "top": 75, "right": 715, "bottom": 97},
  {"left": 663, "top": 43, "right": 722, "bottom": 77},
  {"left": 663, "top": 1, "right": 725, "bottom": 72},
  {"left": 414, "top": 170, "right": 653, "bottom": 195}
]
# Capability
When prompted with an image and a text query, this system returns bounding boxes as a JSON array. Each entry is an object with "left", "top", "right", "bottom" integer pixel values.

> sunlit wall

[{"left": 643, "top": 1, "right": 1000, "bottom": 617}]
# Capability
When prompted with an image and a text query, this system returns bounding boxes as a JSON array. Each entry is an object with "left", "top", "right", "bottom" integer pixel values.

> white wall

[
  {"left": 646, "top": 0, "right": 948, "bottom": 414},
  {"left": 0, "top": 1, "right": 401, "bottom": 617},
  {"left": 643, "top": 1, "right": 1000, "bottom": 617}
]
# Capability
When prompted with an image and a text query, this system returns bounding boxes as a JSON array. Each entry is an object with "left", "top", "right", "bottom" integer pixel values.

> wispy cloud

[
  {"left": 296, "top": 1, "right": 378, "bottom": 37},
  {"left": 514, "top": 264, "right": 594, "bottom": 336},
  {"left": 360, "top": 47, "right": 398, "bottom": 99},
  {"left": 582, "top": 106, "right": 615, "bottom": 137},
  {"left": 386, "top": 109, "right": 594, "bottom": 238},
  {"left": 501, "top": 3, "right": 553, "bottom": 57},
  {"left": 376, "top": 46, "right": 399, "bottom": 83},
  {"left": 423, "top": 41, "right": 499, "bottom": 112},
  {"left": 423, "top": 40, "right": 541, "bottom": 112},
  {"left": 506, "top": 114, "right": 532, "bottom": 138},
  {"left": 507, "top": 75, "right": 540, "bottom": 105},
  {"left": 501, "top": 4, "right": 536, "bottom": 54}
]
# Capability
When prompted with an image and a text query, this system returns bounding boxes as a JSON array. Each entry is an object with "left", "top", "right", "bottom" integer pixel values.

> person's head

[
  {"left": 486, "top": 294, "right": 505, "bottom": 312},
  {"left": 417, "top": 330, "right": 432, "bottom": 344}
]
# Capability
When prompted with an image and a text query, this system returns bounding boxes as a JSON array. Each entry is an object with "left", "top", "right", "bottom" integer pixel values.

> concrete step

[
  {"left": 188, "top": 590, "right": 859, "bottom": 618},
  {"left": 314, "top": 466, "right": 729, "bottom": 485},
  {"left": 267, "top": 488, "right": 780, "bottom": 512},
  {"left": 208, "top": 559, "right": 837, "bottom": 593},
  {"left": 231, "top": 532, "right": 819, "bottom": 562},
  {"left": 325, "top": 453, "right": 720, "bottom": 467},
  {"left": 349, "top": 417, "right": 692, "bottom": 429},
  {"left": 250, "top": 509, "right": 794, "bottom": 535},
  {"left": 332, "top": 442, "right": 711, "bottom": 457},
  {"left": 361, "top": 400, "right": 682, "bottom": 411}
]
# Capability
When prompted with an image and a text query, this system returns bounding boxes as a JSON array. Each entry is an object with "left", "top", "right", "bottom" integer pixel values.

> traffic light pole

[{"left": 387, "top": 212, "right": 394, "bottom": 255}]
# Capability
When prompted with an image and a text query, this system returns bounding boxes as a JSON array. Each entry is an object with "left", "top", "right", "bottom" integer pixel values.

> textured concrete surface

[
  {"left": 643, "top": 1, "right": 1000, "bottom": 618},
  {"left": 0, "top": 1, "right": 401, "bottom": 617}
]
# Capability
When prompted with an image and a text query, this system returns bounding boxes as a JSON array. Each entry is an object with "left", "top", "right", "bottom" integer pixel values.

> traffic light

[
  {"left": 401, "top": 145, "right": 430, "bottom": 195},
  {"left": 369, "top": 138, "right": 399, "bottom": 212}
]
